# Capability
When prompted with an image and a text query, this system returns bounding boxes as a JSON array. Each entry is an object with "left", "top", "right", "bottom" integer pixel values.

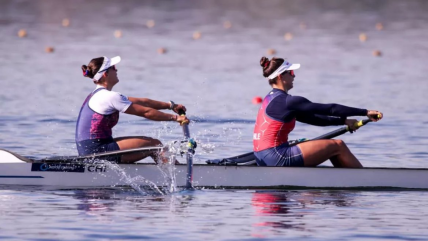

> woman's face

[
  {"left": 106, "top": 65, "right": 119, "bottom": 86},
  {"left": 281, "top": 70, "right": 295, "bottom": 90}
]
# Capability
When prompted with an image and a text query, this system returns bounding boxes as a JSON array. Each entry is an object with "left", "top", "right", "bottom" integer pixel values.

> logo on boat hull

[
  {"left": 31, "top": 163, "right": 108, "bottom": 173},
  {"left": 87, "top": 164, "right": 106, "bottom": 173},
  {"left": 31, "top": 163, "right": 86, "bottom": 172}
]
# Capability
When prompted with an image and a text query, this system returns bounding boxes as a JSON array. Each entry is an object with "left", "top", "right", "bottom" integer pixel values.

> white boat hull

[{"left": 1, "top": 162, "right": 428, "bottom": 189}]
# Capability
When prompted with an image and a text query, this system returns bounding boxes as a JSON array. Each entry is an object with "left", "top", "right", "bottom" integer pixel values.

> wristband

[{"left": 169, "top": 100, "right": 175, "bottom": 110}]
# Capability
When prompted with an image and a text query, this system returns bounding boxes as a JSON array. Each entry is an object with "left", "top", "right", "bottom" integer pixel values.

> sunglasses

[
  {"left": 282, "top": 70, "right": 295, "bottom": 77},
  {"left": 107, "top": 65, "right": 117, "bottom": 72},
  {"left": 99, "top": 65, "right": 117, "bottom": 73}
]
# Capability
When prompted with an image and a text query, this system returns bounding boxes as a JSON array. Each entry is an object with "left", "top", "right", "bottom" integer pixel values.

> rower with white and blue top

[{"left": 76, "top": 56, "right": 189, "bottom": 163}]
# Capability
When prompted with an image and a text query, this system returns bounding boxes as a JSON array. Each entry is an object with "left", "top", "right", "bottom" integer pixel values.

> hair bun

[
  {"left": 81, "top": 65, "right": 89, "bottom": 77},
  {"left": 260, "top": 56, "right": 270, "bottom": 69}
]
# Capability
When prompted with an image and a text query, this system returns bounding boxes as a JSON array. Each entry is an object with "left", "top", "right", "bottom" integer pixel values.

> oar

[
  {"left": 288, "top": 118, "right": 373, "bottom": 146},
  {"left": 211, "top": 117, "right": 376, "bottom": 164},
  {"left": 178, "top": 110, "right": 196, "bottom": 190}
]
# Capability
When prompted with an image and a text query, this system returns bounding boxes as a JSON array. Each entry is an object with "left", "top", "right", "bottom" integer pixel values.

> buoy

[
  {"left": 193, "top": 31, "right": 201, "bottom": 40},
  {"left": 62, "top": 18, "right": 70, "bottom": 27},
  {"left": 223, "top": 21, "right": 232, "bottom": 29},
  {"left": 284, "top": 32, "right": 293, "bottom": 41},
  {"left": 18, "top": 29, "right": 27, "bottom": 38},
  {"left": 157, "top": 47, "right": 167, "bottom": 54},
  {"left": 146, "top": 20, "right": 155, "bottom": 28},
  {"left": 252, "top": 96, "right": 263, "bottom": 104},
  {"left": 114, "top": 30, "right": 122, "bottom": 38},
  {"left": 376, "top": 23, "right": 383, "bottom": 30},
  {"left": 372, "top": 50, "right": 382, "bottom": 57},
  {"left": 359, "top": 33, "right": 367, "bottom": 42},
  {"left": 267, "top": 48, "right": 276, "bottom": 55},
  {"left": 45, "top": 46, "right": 54, "bottom": 53},
  {"left": 299, "top": 22, "right": 307, "bottom": 30}
]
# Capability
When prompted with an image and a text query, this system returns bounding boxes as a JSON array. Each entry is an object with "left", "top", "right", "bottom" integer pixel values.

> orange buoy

[
  {"left": 193, "top": 31, "right": 201, "bottom": 40},
  {"left": 375, "top": 23, "right": 383, "bottom": 30},
  {"left": 114, "top": 30, "right": 122, "bottom": 38},
  {"left": 266, "top": 48, "right": 276, "bottom": 55},
  {"left": 18, "top": 29, "right": 27, "bottom": 38},
  {"left": 372, "top": 50, "right": 382, "bottom": 57},
  {"left": 252, "top": 96, "right": 263, "bottom": 104},
  {"left": 157, "top": 47, "right": 167, "bottom": 54},
  {"left": 223, "top": 21, "right": 232, "bottom": 29},
  {"left": 45, "top": 46, "right": 55, "bottom": 53},
  {"left": 146, "top": 20, "right": 155, "bottom": 28},
  {"left": 284, "top": 32, "right": 293, "bottom": 41},
  {"left": 299, "top": 22, "right": 307, "bottom": 30},
  {"left": 62, "top": 18, "right": 70, "bottom": 27},
  {"left": 359, "top": 33, "right": 367, "bottom": 42}
]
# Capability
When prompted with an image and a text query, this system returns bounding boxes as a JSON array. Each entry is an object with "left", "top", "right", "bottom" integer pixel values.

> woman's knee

[
  {"left": 331, "top": 139, "right": 348, "bottom": 151},
  {"left": 324, "top": 139, "right": 345, "bottom": 153},
  {"left": 150, "top": 138, "right": 162, "bottom": 146},
  {"left": 335, "top": 139, "right": 347, "bottom": 146}
]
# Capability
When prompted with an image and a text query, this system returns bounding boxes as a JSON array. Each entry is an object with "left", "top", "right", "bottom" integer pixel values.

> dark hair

[
  {"left": 260, "top": 56, "right": 284, "bottom": 85},
  {"left": 81, "top": 57, "right": 104, "bottom": 81}
]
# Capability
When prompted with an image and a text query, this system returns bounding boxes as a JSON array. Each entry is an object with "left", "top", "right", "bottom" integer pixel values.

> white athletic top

[{"left": 88, "top": 85, "right": 132, "bottom": 115}]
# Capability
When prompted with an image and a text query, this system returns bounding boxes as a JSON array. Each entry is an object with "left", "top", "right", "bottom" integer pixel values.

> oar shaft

[
  {"left": 307, "top": 119, "right": 371, "bottom": 143},
  {"left": 178, "top": 110, "right": 193, "bottom": 189}
]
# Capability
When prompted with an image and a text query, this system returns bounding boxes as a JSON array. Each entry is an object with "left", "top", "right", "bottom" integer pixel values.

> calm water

[{"left": 1, "top": 0, "right": 428, "bottom": 240}]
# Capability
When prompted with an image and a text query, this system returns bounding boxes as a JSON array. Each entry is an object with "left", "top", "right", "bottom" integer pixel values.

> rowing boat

[
  {"left": 2, "top": 118, "right": 427, "bottom": 190},
  {"left": 1, "top": 148, "right": 428, "bottom": 189}
]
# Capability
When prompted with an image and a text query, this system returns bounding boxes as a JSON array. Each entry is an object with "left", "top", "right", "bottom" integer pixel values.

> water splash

[{"left": 85, "top": 158, "right": 165, "bottom": 196}]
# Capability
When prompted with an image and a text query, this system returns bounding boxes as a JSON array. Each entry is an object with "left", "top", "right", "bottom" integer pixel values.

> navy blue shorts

[
  {"left": 76, "top": 138, "right": 120, "bottom": 163},
  {"left": 254, "top": 143, "right": 304, "bottom": 167}
]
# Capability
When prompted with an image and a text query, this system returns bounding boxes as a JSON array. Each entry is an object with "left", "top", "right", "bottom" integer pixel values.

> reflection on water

[
  {"left": 2, "top": 188, "right": 428, "bottom": 240},
  {"left": 250, "top": 190, "right": 356, "bottom": 237}
]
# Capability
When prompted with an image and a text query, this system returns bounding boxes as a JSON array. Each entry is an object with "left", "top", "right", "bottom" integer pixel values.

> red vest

[{"left": 253, "top": 91, "right": 295, "bottom": 152}]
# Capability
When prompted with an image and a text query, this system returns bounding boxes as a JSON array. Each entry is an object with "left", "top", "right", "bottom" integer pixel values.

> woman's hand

[
  {"left": 176, "top": 115, "right": 190, "bottom": 125},
  {"left": 345, "top": 119, "right": 359, "bottom": 131},
  {"left": 172, "top": 104, "right": 186, "bottom": 114},
  {"left": 367, "top": 110, "right": 383, "bottom": 122}
]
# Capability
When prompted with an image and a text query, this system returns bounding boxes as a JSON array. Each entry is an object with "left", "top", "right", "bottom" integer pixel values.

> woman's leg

[
  {"left": 114, "top": 136, "right": 166, "bottom": 164},
  {"left": 297, "top": 139, "right": 363, "bottom": 168}
]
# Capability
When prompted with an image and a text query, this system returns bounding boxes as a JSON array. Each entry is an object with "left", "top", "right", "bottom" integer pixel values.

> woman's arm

[
  {"left": 287, "top": 95, "right": 368, "bottom": 117},
  {"left": 128, "top": 97, "right": 170, "bottom": 110},
  {"left": 128, "top": 97, "right": 187, "bottom": 114},
  {"left": 125, "top": 103, "right": 188, "bottom": 123},
  {"left": 296, "top": 113, "right": 346, "bottom": 126}
]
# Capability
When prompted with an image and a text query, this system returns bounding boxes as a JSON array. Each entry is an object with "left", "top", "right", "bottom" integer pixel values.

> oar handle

[
  {"left": 348, "top": 113, "right": 381, "bottom": 131},
  {"left": 352, "top": 119, "right": 371, "bottom": 129},
  {"left": 177, "top": 110, "right": 190, "bottom": 127},
  {"left": 178, "top": 109, "right": 186, "bottom": 116}
]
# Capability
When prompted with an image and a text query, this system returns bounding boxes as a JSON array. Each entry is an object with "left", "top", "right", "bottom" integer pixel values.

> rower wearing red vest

[{"left": 253, "top": 57, "right": 383, "bottom": 168}]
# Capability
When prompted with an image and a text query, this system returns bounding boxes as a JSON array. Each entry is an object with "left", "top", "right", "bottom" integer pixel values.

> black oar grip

[
  {"left": 178, "top": 110, "right": 186, "bottom": 116},
  {"left": 177, "top": 109, "right": 189, "bottom": 125}
]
